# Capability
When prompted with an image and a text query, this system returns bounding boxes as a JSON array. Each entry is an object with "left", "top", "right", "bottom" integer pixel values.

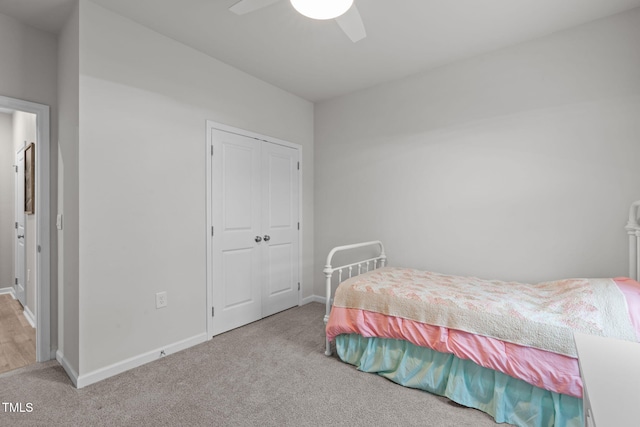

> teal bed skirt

[{"left": 335, "top": 334, "right": 582, "bottom": 427}]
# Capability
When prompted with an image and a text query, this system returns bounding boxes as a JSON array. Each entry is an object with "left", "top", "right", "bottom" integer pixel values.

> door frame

[
  {"left": 0, "top": 95, "right": 51, "bottom": 362},
  {"left": 205, "top": 120, "right": 302, "bottom": 339}
]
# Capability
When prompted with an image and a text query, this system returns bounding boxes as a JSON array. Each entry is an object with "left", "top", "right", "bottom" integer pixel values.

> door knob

[
  {"left": 17, "top": 235, "right": 24, "bottom": 239},
  {"left": 263, "top": 235, "right": 271, "bottom": 242},
  {"left": 255, "top": 236, "right": 262, "bottom": 243}
]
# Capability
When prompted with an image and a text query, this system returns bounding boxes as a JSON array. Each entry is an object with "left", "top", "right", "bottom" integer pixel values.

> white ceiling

[{"left": 2, "top": 0, "right": 640, "bottom": 101}]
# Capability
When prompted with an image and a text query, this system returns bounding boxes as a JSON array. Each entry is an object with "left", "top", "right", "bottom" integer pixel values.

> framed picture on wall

[{"left": 25, "top": 142, "right": 35, "bottom": 215}]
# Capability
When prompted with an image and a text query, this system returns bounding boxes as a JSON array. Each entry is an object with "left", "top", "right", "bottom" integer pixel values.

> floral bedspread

[{"left": 332, "top": 267, "right": 637, "bottom": 356}]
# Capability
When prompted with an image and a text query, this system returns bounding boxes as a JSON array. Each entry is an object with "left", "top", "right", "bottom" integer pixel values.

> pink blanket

[{"left": 326, "top": 275, "right": 640, "bottom": 398}]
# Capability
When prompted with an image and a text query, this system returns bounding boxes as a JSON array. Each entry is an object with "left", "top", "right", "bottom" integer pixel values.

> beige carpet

[{"left": 0, "top": 303, "right": 504, "bottom": 426}]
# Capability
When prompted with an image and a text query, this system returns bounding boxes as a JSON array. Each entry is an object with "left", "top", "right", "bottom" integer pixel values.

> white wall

[
  {"left": 0, "top": 112, "right": 13, "bottom": 289},
  {"left": 0, "top": 13, "right": 58, "bottom": 108},
  {"left": 57, "top": 0, "right": 80, "bottom": 377},
  {"left": 76, "top": 0, "right": 314, "bottom": 377},
  {"left": 315, "top": 8, "right": 640, "bottom": 293},
  {"left": 0, "top": 11, "right": 58, "bottom": 351},
  {"left": 12, "top": 111, "right": 38, "bottom": 316}
]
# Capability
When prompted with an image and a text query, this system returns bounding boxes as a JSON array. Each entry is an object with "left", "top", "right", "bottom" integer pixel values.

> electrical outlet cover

[{"left": 156, "top": 291, "right": 167, "bottom": 309}]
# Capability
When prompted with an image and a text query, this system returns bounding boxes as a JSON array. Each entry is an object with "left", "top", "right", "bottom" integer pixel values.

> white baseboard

[
  {"left": 302, "top": 295, "right": 326, "bottom": 305},
  {"left": 75, "top": 332, "right": 207, "bottom": 389},
  {"left": 56, "top": 350, "right": 79, "bottom": 387},
  {"left": 23, "top": 306, "right": 36, "bottom": 328},
  {"left": 0, "top": 287, "right": 16, "bottom": 298}
]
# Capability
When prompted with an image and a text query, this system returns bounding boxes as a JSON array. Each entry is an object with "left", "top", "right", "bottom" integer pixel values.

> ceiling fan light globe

[{"left": 290, "top": 0, "right": 354, "bottom": 20}]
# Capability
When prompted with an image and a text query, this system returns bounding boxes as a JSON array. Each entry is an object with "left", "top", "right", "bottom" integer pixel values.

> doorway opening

[{"left": 0, "top": 95, "right": 52, "bottom": 372}]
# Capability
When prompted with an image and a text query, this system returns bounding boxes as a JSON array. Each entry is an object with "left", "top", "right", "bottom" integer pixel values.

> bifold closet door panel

[
  {"left": 261, "top": 141, "right": 299, "bottom": 317},
  {"left": 211, "top": 130, "right": 262, "bottom": 336}
]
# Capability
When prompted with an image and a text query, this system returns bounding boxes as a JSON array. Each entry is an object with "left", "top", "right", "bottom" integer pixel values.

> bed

[{"left": 323, "top": 200, "right": 640, "bottom": 427}]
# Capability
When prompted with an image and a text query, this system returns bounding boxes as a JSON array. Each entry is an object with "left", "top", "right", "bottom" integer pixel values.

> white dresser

[{"left": 574, "top": 332, "right": 640, "bottom": 427}]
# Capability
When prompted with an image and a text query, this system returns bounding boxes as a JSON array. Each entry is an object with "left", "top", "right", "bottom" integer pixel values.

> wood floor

[{"left": 0, "top": 294, "right": 36, "bottom": 374}]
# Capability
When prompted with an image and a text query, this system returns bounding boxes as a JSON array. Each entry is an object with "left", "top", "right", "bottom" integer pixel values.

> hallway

[{"left": 0, "top": 293, "right": 35, "bottom": 374}]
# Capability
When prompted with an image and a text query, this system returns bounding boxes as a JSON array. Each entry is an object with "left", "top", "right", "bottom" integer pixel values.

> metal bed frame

[
  {"left": 627, "top": 200, "right": 640, "bottom": 281},
  {"left": 323, "top": 240, "right": 386, "bottom": 356}
]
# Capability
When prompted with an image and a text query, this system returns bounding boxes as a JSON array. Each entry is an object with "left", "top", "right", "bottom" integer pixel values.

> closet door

[
  {"left": 211, "top": 130, "right": 263, "bottom": 336},
  {"left": 210, "top": 128, "right": 300, "bottom": 336},
  {"left": 261, "top": 142, "right": 299, "bottom": 317}
]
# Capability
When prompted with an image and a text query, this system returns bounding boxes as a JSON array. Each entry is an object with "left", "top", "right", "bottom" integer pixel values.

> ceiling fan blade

[
  {"left": 335, "top": 4, "right": 366, "bottom": 42},
  {"left": 229, "top": 0, "right": 281, "bottom": 15}
]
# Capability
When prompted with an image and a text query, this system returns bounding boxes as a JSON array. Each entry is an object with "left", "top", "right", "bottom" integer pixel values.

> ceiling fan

[{"left": 229, "top": 0, "right": 367, "bottom": 43}]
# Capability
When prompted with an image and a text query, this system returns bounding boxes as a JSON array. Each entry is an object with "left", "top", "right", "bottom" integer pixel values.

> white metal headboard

[
  {"left": 323, "top": 240, "right": 386, "bottom": 356},
  {"left": 627, "top": 200, "right": 640, "bottom": 281}
]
